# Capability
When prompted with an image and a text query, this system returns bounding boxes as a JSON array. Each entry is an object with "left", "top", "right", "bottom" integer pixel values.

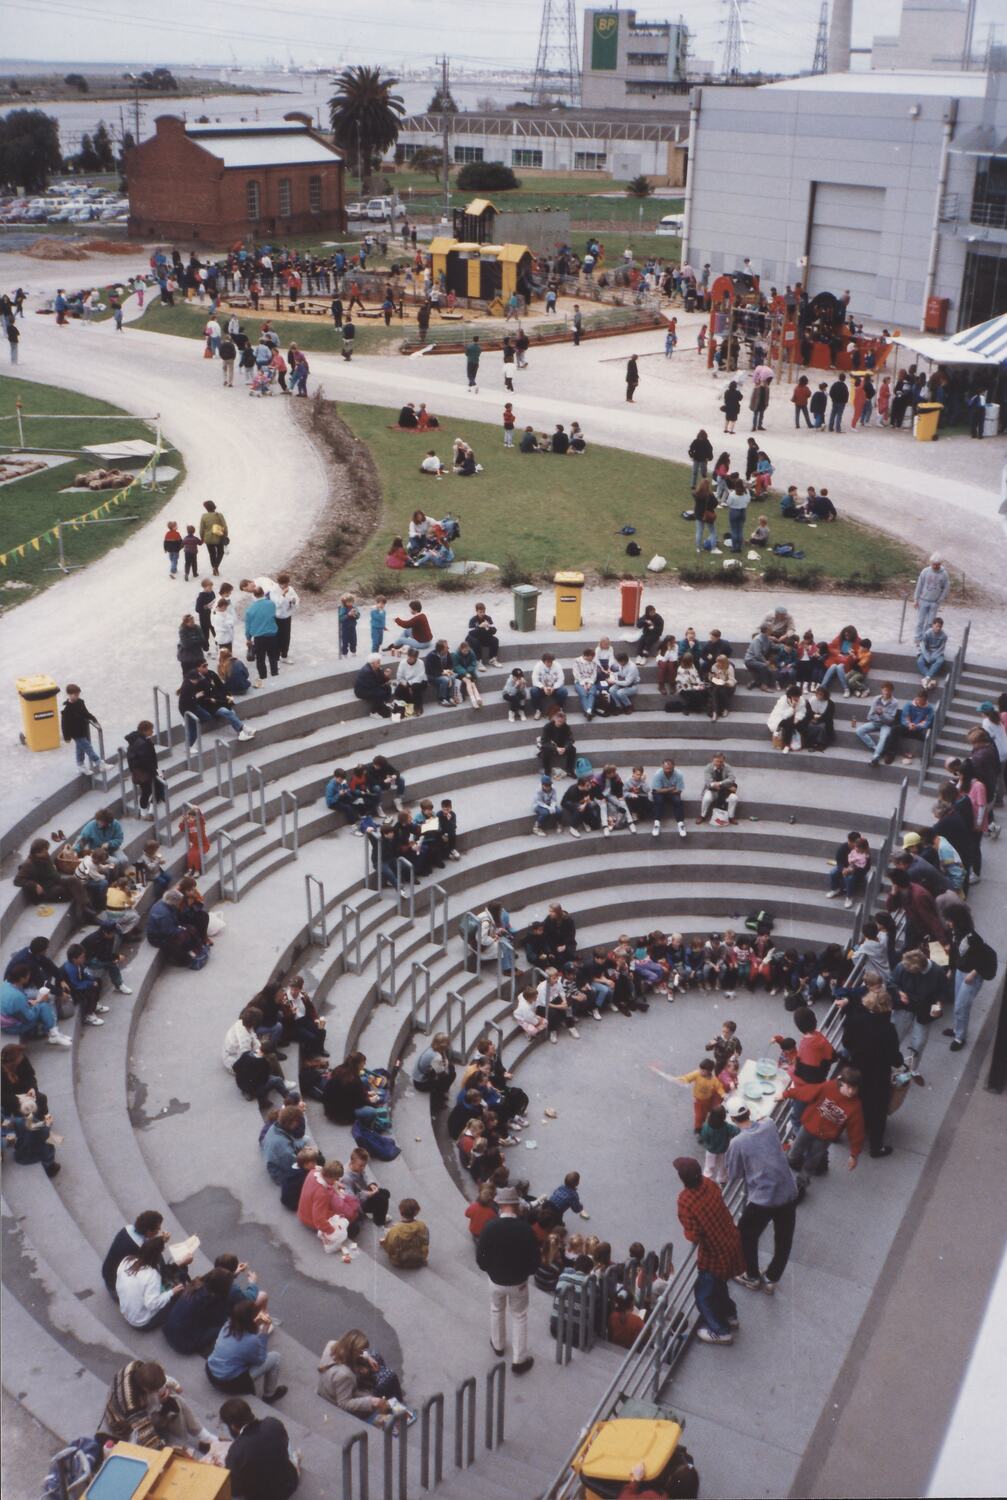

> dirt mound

[
  {"left": 23, "top": 238, "right": 88, "bottom": 260},
  {"left": 79, "top": 238, "right": 136, "bottom": 254}
]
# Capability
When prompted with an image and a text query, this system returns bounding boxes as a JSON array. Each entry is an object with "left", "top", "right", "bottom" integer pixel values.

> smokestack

[{"left": 827, "top": 0, "right": 853, "bottom": 73}]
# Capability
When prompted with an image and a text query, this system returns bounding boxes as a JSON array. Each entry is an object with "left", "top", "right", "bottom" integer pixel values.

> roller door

[{"left": 807, "top": 183, "right": 884, "bottom": 309}]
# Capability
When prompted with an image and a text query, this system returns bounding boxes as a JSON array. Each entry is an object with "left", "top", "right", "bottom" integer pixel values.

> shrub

[
  {"left": 435, "top": 572, "right": 473, "bottom": 592},
  {"left": 498, "top": 555, "right": 529, "bottom": 588},
  {"left": 597, "top": 562, "right": 620, "bottom": 581},
  {"left": 762, "top": 563, "right": 824, "bottom": 591},
  {"left": 456, "top": 161, "right": 520, "bottom": 192}
]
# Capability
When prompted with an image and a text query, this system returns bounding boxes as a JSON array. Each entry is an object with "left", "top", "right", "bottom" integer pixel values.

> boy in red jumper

[
  {"left": 777, "top": 1006, "right": 835, "bottom": 1128},
  {"left": 783, "top": 1067, "right": 865, "bottom": 1186}
]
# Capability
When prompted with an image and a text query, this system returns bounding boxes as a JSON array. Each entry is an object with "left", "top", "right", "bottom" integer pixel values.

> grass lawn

[
  {"left": 0, "top": 377, "right": 182, "bottom": 607},
  {"left": 134, "top": 298, "right": 405, "bottom": 355},
  {"left": 335, "top": 404, "right": 923, "bottom": 597}
]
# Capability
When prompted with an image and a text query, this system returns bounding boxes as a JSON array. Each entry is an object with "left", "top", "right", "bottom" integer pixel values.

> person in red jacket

[
  {"left": 779, "top": 1007, "right": 836, "bottom": 1129},
  {"left": 297, "top": 1160, "right": 362, "bottom": 1239},
  {"left": 783, "top": 1067, "right": 865, "bottom": 1186}
]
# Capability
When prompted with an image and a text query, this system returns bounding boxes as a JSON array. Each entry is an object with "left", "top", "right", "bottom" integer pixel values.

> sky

[{"left": 0, "top": 0, "right": 1000, "bottom": 78}]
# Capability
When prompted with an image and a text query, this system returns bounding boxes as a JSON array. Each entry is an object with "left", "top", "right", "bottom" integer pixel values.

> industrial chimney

[{"left": 827, "top": 0, "right": 853, "bottom": 72}]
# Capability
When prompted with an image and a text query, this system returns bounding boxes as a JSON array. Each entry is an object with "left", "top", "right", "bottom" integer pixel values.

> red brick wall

[{"left": 126, "top": 115, "right": 346, "bottom": 243}]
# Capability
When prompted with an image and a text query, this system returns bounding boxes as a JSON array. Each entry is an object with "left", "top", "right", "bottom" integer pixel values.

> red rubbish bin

[{"left": 619, "top": 579, "right": 644, "bottom": 628}]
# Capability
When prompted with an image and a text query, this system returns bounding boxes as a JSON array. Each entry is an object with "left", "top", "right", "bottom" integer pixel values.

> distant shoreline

[{"left": 0, "top": 75, "right": 284, "bottom": 106}]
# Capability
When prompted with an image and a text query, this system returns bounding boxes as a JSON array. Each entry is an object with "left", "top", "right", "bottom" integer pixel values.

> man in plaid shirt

[{"left": 675, "top": 1156, "right": 745, "bottom": 1345}]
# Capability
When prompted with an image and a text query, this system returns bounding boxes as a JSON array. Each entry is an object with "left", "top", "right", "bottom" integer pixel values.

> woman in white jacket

[
  {"left": 767, "top": 684, "right": 809, "bottom": 752},
  {"left": 514, "top": 986, "right": 547, "bottom": 1038},
  {"left": 116, "top": 1239, "right": 184, "bottom": 1329}
]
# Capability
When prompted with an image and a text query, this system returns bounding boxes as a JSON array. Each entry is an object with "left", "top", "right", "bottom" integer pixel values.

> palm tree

[{"left": 328, "top": 65, "right": 405, "bottom": 185}]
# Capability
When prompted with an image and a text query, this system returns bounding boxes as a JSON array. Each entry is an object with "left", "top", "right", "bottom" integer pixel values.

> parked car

[{"left": 656, "top": 213, "right": 684, "bottom": 236}]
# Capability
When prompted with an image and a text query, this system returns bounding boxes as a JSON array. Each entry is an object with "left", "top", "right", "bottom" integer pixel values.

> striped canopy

[{"left": 894, "top": 313, "right": 1007, "bottom": 366}]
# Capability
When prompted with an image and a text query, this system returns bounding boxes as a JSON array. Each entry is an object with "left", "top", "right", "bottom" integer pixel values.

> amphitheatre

[{"left": 1, "top": 246, "right": 1005, "bottom": 1500}]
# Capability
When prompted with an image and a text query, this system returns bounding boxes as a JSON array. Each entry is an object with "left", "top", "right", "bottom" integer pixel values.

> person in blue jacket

[
  {"left": 75, "top": 808, "right": 127, "bottom": 869},
  {"left": 0, "top": 966, "right": 71, "bottom": 1047},
  {"left": 243, "top": 589, "right": 279, "bottom": 686}
]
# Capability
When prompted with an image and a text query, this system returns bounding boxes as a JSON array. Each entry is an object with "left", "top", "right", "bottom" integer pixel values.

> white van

[{"left": 656, "top": 213, "right": 684, "bottom": 236}]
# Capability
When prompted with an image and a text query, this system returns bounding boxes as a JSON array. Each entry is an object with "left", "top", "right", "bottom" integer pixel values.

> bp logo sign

[{"left": 592, "top": 11, "right": 619, "bottom": 69}]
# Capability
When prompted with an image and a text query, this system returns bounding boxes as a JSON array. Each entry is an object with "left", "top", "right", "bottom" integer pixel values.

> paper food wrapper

[{"left": 165, "top": 1234, "right": 200, "bottom": 1265}]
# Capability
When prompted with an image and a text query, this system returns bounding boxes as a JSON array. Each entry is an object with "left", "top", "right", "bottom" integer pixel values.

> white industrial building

[
  {"left": 682, "top": 59, "right": 1007, "bottom": 332},
  {"left": 581, "top": 8, "right": 689, "bottom": 109}
]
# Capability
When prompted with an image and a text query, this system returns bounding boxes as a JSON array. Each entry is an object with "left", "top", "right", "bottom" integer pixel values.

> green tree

[
  {"left": 76, "top": 132, "right": 99, "bottom": 171},
  {"left": 0, "top": 109, "right": 63, "bottom": 191},
  {"left": 64, "top": 72, "right": 89, "bottom": 92},
  {"left": 410, "top": 146, "right": 445, "bottom": 178},
  {"left": 427, "top": 84, "right": 458, "bottom": 113},
  {"left": 92, "top": 121, "right": 115, "bottom": 170},
  {"left": 626, "top": 174, "right": 654, "bottom": 198},
  {"left": 456, "top": 161, "right": 519, "bottom": 192},
  {"left": 328, "top": 64, "right": 405, "bottom": 180}
]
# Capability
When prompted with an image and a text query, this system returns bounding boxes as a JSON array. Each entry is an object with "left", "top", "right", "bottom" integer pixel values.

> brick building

[{"left": 125, "top": 114, "right": 345, "bottom": 243}]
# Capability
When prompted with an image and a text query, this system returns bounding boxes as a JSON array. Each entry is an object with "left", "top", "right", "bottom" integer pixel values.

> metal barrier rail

[
  {"left": 429, "top": 883, "right": 449, "bottom": 948},
  {"left": 462, "top": 909, "right": 482, "bottom": 975},
  {"left": 445, "top": 990, "right": 467, "bottom": 1059},
  {"left": 341, "top": 902, "right": 362, "bottom": 972},
  {"left": 485, "top": 1362, "right": 506, "bottom": 1451},
  {"left": 918, "top": 620, "right": 971, "bottom": 791},
  {"left": 497, "top": 939, "right": 516, "bottom": 1003},
  {"left": 410, "top": 961, "right": 432, "bottom": 1034},
  {"left": 420, "top": 1391, "right": 445, "bottom": 1489},
  {"left": 213, "top": 737, "right": 234, "bottom": 804},
  {"left": 152, "top": 685, "right": 174, "bottom": 759},
  {"left": 92, "top": 723, "right": 112, "bottom": 792},
  {"left": 341, "top": 1428, "right": 369, "bottom": 1500},
  {"left": 117, "top": 746, "right": 140, "bottom": 820},
  {"left": 480, "top": 1019, "right": 504, "bottom": 1064},
  {"left": 854, "top": 777, "right": 908, "bottom": 946},
  {"left": 183, "top": 713, "right": 203, "bottom": 775},
  {"left": 246, "top": 763, "right": 266, "bottom": 829},
  {"left": 152, "top": 774, "right": 173, "bottom": 848},
  {"left": 555, "top": 1278, "right": 598, "bottom": 1366},
  {"left": 396, "top": 857, "right": 416, "bottom": 920},
  {"left": 280, "top": 789, "right": 299, "bottom": 853},
  {"left": 363, "top": 829, "right": 382, "bottom": 891},
  {"left": 382, "top": 1414, "right": 408, "bottom": 1500},
  {"left": 376, "top": 932, "right": 397, "bottom": 1004},
  {"left": 544, "top": 959, "right": 869, "bottom": 1498},
  {"left": 454, "top": 1376, "right": 476, "bottom": 1470},
  {"left": 305, "top": 874, "right": 328, "bottom": 946},
  {"left": 216, "top": 829, "right": 239, "bottom": 902}
]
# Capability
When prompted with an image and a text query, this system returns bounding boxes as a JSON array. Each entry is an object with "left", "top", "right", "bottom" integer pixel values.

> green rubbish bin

[{"left": 510, "top": 584, "right": 540, "bottom": 632}]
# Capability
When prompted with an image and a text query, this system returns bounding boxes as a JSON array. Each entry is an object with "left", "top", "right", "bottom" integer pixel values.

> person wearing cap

[
  {"left": 725, "top": 1105, "right": 799, "bottom": 1293},
  {"left": 475, "top": 1186, "right": 538, "bottom": 1374},
  {"left": 674, "top": 1157, "right": 744, "bottom": 1345},
  {"left": 912, "top": 555, "right": 950, "bottom": 646},
  {"left": 888, "top": 847, "right": 949, "bottom": 899}
]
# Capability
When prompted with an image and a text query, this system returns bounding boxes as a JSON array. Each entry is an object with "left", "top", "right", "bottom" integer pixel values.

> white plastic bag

[
  {"left": 646, "top": 554, "right": 667, "bottom": 572},
  {"left": 206, "top": 910, "right": 226, "bottom": 938},
  {"left": 319, "top": 1214, "right": 350, "bottom": 1253}
]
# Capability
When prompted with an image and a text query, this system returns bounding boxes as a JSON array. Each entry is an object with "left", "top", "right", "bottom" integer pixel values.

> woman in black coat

[
  {"left": 835, "top": 976, "right": 903, "bottom": 1158},
  {"left": 634, "top": 606, "right": 664, "bottom": 660},
  {"left": 322, "top": 1052, "right": 374, "bottom": 1125},
  {"left": 1, "top": 1044, "right": 48, "bottom": 1118},
  {"left": 721, "top": 381, "right": 742, "bottom": 433}
]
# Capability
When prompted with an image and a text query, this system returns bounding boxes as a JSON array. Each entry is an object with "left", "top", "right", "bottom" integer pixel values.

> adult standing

[
  {"left": 475, "top": 1186, "right": 538, "bottom": 1374},
  {"left": 943, "top": 910, "right": 996, "bottom": 1053},
  {"left": 828, "top": 373, "right": 849, "bottom": 432},
  {"left": 834, "top": 972, "right": 903, "bottom": 1157},
  {"left": 912, "top": 554, "right": 951, "bottom": 645},
  {"left": 271, "top": 573, "right": 300, "bottom": 663},
  {"left": 725, "top": 1106, "right": 799, "bottom": 1292},
  {"left": 674, "top": 1156, "right": 744, "bottom": 1345},
  {"left": 7, "top": 318, "right": 19, "bottom": 364},
  {"left": 244, "top": 588, "right": 280, "bottom": 686},
  {"left": 465, "top": 335, "right": 481, "bottom": 392},
  {"left": 199, "top": 501, "right": 228, "bottom": 576},
  {"left": 688, "top": 429, "right": 713, "bottom": 487},
  {"left": 219, "top": 332, "right": 236, "bottom": 386},
  {"left": 572, "top": 304, "right": 583, "bottom": 346},
  {"left": 749, "top": 376, "right": 771, "bottom": 432},
  {"left": 625, "top": 354, "right": 640, "bottom": 403}
]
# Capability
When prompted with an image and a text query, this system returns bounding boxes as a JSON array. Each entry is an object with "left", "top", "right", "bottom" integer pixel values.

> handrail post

[
  {"left": 152, "top": 773, "right": 173, "bottom": 847},
  {"left": 342, "top": 1427, "right": 369, "bottom": 1500},
  {"left": 411, "top": 961, "right": 432, "bottom": 1033},
  {"left": 376, "top": 933, "right": 397, "bottom": 1004},
  {"left": 213, "top": 737, "right": 234, "bottom": 804},
  {"left": 183, "top": 712, "right": 203, "bottom": 774},
  {"left": 429, "top": 883, "right": 448, "bottom": 948},
  {"left": 216, "top": 829, "right": 238, "bottom": 902},
  {"left": 445, "top": 989, "right": 467, "bottom": 1059},
  {"left": 420, "top": 1391, "right": 445, "bottom": 1489},
  {"left": 341, "top": 902, "right": 362, "bottom": 971},
  {"left": 245, "top": 763, "right": 266, "bottom": 829},
  {"left": 364, "top": 828, "right": 381, "bottom": 891},
  {"left": 496, "top": 939, "right": 516, "bottom": 1003},
  {"left": 305, "top": 874, "right": 328, "bottom": 946},
  {"left": 280, "top": 789, "right": 300, "bottom": 852},
  {"left": 382, "top": 1413, "right": 407, "bottom": 1500},
  {"left": 485, "top": 1361, "right": 506, "bottom": 1450},
  {"left": 152, "top": 685, "right": 174, "bottom": 759},
  {"left": 396, "top": 857, "right": 416, "bottom": 920},
  {"left": 463, "top": 909, "right": 482, "bottom": 976},
  {"left": 92, "top": 723, "right": 111, "bottom": 792},
  {"left": 453, "top": 1376, "right": 476, "bottom": 1470},
  {"left": 555, "top": 1283, "right": 573, "bottom": 1366},
  {"left": 117, "top": 746, "right": 140, "bottom": 819}
]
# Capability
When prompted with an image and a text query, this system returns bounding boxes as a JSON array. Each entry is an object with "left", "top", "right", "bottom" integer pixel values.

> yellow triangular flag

[
  {"left": 0, "top": 553, "right": 6, "bottom": 566},
  {"left": 31, "top": 536, "right": 40, "bottom": 551}
]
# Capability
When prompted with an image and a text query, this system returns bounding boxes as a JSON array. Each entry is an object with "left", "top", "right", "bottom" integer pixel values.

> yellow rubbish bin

[
  {"left": 553, "top": 570, "right": 584, "bottom": 630},
  {"left": 914, "top": 402, "right": 943, "bottom": 441},
  {"left": 16, "top": 674, "right": 61, "bottom": 751}
]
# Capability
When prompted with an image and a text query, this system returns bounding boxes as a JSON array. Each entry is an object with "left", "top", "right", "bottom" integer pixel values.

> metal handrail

[
  {"left": 183, "top": 712, "right": 203, "bottom": 774},
  {"left": 917, "top": 621, "right": 970, "bottom": 791},
  {"left": 420, "top": 1391, "right": 445, "bottom": 1489},
  {"left": 445, "top": 990, "right": 467, "bottom": 1059},
  {"left": 152, "top": 685, "right": 174, "bottom": 758},
  {"left": 554, "top": 1277, "right": 598, "bottom": 1365},
  {"left": 481, "top": 1019, "right": 504, "bottom": 1063},
  {"left": 376, "top": 932, "right": 397, "bottom": 1004},
  {"left": 342, "top": 1428, "right": 369, "bottom": 1500},
  {"left": 364, "top": 828, "right": 382, "bottom": 891},
  {"left": 462, "top": 909, "right": 482, "bottom": 975},
  {"left": 117, "top": 746, "right": 140, "bottom": 820},
  {"left": 213, "top": 737, "right": 234, "bottom": 804},
  {"left": 454, "top": 1376, "right": 476, "bottom": 1470},
  {"left": 216, "top": 829, "right": 239, "bottom": 902},
  {"left": 152, "top": 774, "right": 173, "bottom": 847},
  {"left": 280, "top": 789, "right": 299, "bottom": 852},
  {"left": 485, "top": 1361, "right": 506, "bottom": 1451},
  {"left": 411, "top": 961, "right": 432, "bottom": 1034},
  {"left": 341, "top": 902, "right": 362, "bottom": 972},
  {"left": 305, "top": 874, "right": 328, "bottom": 946},
  {"left": 92, "top": 723, "right": 111, "bottom": 792},
  {"left": 496, "top": 939, "right": 516, "bottom": 1003},
  {"left": 246, "top": 763, "right": 266, "bottom": 829},
  {"left": 543, "top": 957, "right": 869, "bottom": 1498},
  {"left": 429, "top": 883, "right": 449, "bottom": 948},
  {"left": 382, "top": 1413, "right": 408, "bottom": 1500},
  {"left": 396, "top": 857, "right": 416, "bottom": 919}
]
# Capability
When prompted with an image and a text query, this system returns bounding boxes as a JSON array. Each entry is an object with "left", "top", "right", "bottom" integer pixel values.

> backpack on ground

[
  {"left": 745, "top": 909, "right": 774, "bottom": 933},
  {"left": 625, "top": 541, "right": 642, "bottom": 557},
  {"left": 575, "top": 755, "right": 594, "bottom": 779}
]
